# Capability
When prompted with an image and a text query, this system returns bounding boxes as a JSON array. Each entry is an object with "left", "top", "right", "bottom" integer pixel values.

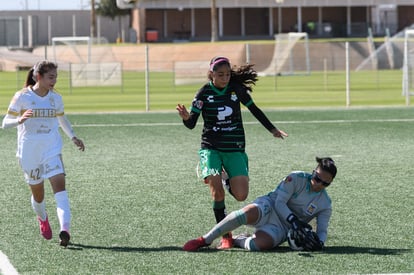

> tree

[
  {"left": 90, "top": 0, "right": 96, "bottom": 38},
  {"left": 211, "top": 0, "right": 218, "bottom": 42},
  {"left": 95, "top": 0, "right": 131, "bottom": 42}
]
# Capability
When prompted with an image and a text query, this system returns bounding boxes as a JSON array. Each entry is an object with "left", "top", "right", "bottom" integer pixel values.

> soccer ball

[{"left": 287, "top": 229, "right": 304, "bottom": 251}]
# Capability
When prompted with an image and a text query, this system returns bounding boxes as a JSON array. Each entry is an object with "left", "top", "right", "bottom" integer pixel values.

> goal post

[
  {"left": 402, "top": 29, "right": 414, "bottom": 105},
  {"left": 69, "top": 62, "right": 122, "bottom": 87},
  {"left": 52, "top": 36, "right": 122, "bottom": 89},
  {"left": 173, "top": 61, "right": 208, "bottom": 86},
  {"left": 52, "top": 36, "right": 92, "bottom": 63},
  {"left": 259, "top": 32, "right": 310, "bottom": 76}
]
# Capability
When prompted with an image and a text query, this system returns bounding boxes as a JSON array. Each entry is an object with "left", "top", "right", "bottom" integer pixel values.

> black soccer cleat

[{"left": 59, "top": 231, "right": 71, "bottom": 247}]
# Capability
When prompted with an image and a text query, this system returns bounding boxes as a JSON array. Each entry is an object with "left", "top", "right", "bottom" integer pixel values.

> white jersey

[{"left": 6, "top": 87, "right": 65, "bottom": 159}]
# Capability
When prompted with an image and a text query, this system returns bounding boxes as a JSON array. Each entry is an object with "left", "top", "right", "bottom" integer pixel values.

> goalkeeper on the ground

[{"left": 183, "top": 157, "right": 337, "bottom": 252}]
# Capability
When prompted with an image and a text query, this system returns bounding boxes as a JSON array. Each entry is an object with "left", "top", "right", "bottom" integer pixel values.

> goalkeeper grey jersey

[{"left": 268, "top": 171, "right": 332, "bottom": 242}]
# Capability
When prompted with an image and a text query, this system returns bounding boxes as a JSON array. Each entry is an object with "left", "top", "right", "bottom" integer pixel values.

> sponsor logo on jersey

[
  {"left": 207, "top": 95, "right": 214, "bottom": 102},
  {"left": 213, "top": 126, "right": 237, "bottom": 132},
  {"left": 217, "top": 105, "right": 232, "bottom": 120},
  {"left": 45, "top": 163, "right": 61, "bottom": 174},
  {"left": 32, "top": 109, "right": 57, "bottom": 118}
]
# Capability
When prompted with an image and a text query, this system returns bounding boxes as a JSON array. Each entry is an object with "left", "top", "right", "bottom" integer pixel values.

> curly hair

[{"left": 230, "top": 64, "right": 258, "bottom": 92}]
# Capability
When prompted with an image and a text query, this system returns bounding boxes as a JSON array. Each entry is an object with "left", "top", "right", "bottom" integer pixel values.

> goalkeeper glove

[
  {"left": 303, "top": 231, "right": 324, "bottom": 251},
  {"left": 286, "top": 213, "right": 312, "bottom": 231}
]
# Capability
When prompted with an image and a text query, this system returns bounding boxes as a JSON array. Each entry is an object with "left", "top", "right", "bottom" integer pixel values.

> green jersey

[{"left": 183, "top": 81, "right": 275, "bottom": 152}]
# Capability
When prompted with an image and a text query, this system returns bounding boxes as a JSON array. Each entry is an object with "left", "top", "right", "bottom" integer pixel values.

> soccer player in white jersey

[
  {"left": 183, "top": 157, "right": 337, "bottom": 251},
  {"left": 2, "top": 60, "right": 85, "bottom": 247}
]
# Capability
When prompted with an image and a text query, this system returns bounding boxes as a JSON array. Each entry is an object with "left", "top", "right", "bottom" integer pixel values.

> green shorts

[{"left": 198, "top": 149, "right": 249, "bottom": 179}]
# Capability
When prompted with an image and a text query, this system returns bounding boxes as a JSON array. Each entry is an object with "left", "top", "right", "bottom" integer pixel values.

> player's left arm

[
  {"left": 57, "top": 115, "right": 85, "bottom": 151},
  {"left": 315, "top": 208, "right": 332, "bottom": 244},
  {"left": 240, "top": 91, "right": 288, "bottom": 138},
  {"left": 300, "top": 211, "right": 330, "bottom": 251}
]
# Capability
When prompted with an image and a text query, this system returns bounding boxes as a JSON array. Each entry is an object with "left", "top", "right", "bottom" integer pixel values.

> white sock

[
  {"left": 31, "top": 196, "right": 47, "bottom": 220},
  {"left": 203, "top": 210, "right": 246, "bottom": 244},
  {"left": 54, "top": 190, "right": 71, "bottom": 232}
]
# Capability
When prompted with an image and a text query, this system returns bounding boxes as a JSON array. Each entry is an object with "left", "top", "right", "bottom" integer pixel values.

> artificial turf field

[
  {"left": 0, "top": 107, "right": 413, "bottom": 274},
  {"left": 0, "top": 65, "right": 413, "bottom": 274}
]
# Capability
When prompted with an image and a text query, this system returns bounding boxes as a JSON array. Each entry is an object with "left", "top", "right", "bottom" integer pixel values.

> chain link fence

[{"left": 0, "top": 38, "right": 409, "bottom": 112}]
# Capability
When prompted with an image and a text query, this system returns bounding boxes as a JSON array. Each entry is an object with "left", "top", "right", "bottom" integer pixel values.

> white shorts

[
  {"left": 252, "top": 195, "right": 288, "bottom": 248},
  {"left": 19, "top": 154, "right": 65, "bottom": 185}
]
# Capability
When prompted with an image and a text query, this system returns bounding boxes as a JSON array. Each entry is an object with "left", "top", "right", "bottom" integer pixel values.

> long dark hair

[
  {"left": 25, "top": 60, "right": 58, "bottom": 87},
  {"left": 208, "top": 56, "right": 258, "bottom": 92},
  {"left": 231, "top": 64, "right": 258, "bottom": 92}
]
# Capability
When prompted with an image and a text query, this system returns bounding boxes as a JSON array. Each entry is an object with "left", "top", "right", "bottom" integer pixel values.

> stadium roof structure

[{"left": 134, "top": 0, "right": 414, "bottom": 8}]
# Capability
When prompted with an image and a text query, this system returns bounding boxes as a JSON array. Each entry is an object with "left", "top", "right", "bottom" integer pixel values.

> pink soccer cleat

[
  {"left": 183, "top": 237, "right": 209, "bottom": 252},
  {"left": 37, "top": 216, "right": 52, "bottom": 240}
]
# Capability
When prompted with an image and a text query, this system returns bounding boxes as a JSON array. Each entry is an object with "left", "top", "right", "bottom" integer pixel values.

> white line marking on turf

[
  {"left": 73, "top": 118, "right": 414, "bottom": 128},
  {"left": 0, "top": 251, "right": 19, "bottom": 275}
]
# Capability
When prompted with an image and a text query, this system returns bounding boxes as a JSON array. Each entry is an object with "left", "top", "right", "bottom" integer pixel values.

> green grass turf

[
  {"left": 0, "top": 108, "right": 413, "bottom": 274},
  {"left": 0, "top": 69, "right": 407, "bottom": 113}
]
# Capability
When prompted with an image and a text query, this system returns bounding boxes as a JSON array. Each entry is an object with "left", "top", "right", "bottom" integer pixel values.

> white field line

[
  {"left": 73, "top": 118, "right": 414, "bottom": 128},
  {"left": 0, "top": 251, "right": 18, "bottom": 275}
]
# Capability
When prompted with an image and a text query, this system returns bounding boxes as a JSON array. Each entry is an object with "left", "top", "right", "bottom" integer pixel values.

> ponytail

[{"left": 24, "top": 68, "right": 36, "bottom": 87}]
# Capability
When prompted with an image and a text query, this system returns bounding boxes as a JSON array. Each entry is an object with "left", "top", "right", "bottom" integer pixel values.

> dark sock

[
  {"left": 225, "top": 178, "right": 235, "bottom": 197},
  {"left": 213, "top": 200, "right": 230, "bottom": 238}
]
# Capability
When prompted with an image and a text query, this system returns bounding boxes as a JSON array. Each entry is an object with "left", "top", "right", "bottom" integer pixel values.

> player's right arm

[
  {"left": 273, "top": 174, "right": 298, "bottom": 221},
  {"left": 2, "top": 91, "right": 32, "bottom": 129},
  {"left": 2, "top": 109, "right": 33, "bottom": 129},
  {"left": 177, "top": 89, "right": 203, "bottom": 129},
  {"left": 176, "top": 103, "right": 200, "bottom": 129}
]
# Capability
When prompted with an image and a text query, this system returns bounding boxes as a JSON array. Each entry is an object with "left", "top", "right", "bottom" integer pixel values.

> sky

[{"left": 0, "top": 0, "right": 91, "bottom": 11}]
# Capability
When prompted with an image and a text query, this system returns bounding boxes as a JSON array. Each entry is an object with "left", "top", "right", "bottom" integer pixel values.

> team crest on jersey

[
  {"left": 306, "top": 203, "right": 317, "bottom": 215},
  {"left": 194, "top": 100, "right": 203, "bottom": 109},
  {"left": 49, "top": 97, "right": 55, "bottom": 107},
  {"left": 231, "top": 92, "right": 238, "bottom": 101}
]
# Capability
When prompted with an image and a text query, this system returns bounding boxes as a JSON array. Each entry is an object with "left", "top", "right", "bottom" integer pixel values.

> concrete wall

[{"left": 0, "top": 10, "right": 131, "bottom": 47}]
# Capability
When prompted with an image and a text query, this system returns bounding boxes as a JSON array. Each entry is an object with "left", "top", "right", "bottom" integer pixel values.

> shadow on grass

[
  {"left": 322, "top": 246, "right": 411, "bottom": 255},
  {"left": 68, "top": 243, "right": 411, "bottom": 256},
  {"left": 68, "top": 243, "right": 183, "bottom": 252}
]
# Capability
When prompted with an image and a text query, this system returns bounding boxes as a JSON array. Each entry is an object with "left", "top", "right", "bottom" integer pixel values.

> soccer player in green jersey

[
  {"left": 183, "top": 157, "right": 337, "bottom": 252},
  {"left": 176, "top": 56, "right": 288, "bottom": 249}
]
